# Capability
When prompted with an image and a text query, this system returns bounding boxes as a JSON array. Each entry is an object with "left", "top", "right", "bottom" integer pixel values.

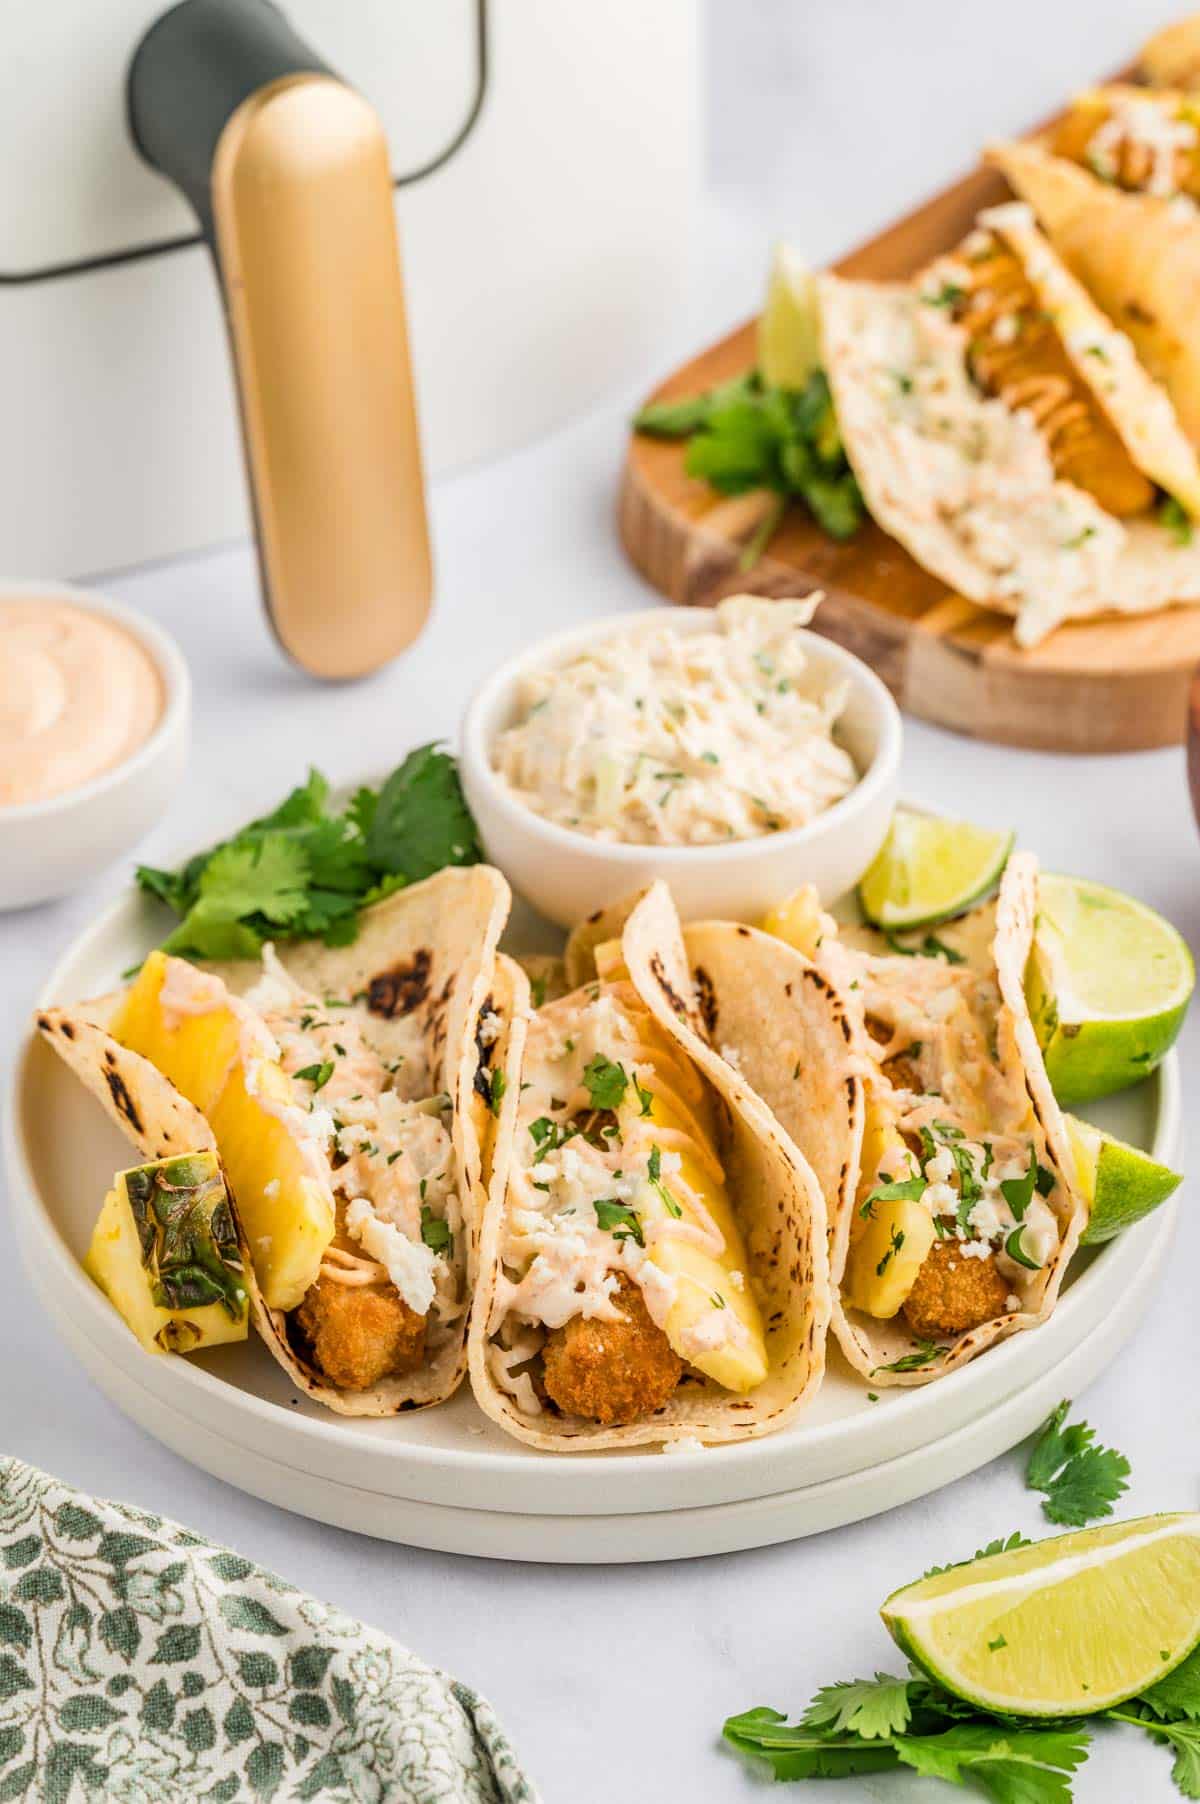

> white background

[{"left": 3, "top": 3, "right": 1199, "bottom": 1798}]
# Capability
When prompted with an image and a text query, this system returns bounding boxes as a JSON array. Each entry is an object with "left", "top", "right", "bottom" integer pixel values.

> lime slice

[
  {"left": 758, "top": 245, "right": 822, "bottom": 391},
  {"left": 1066, "top": 1114, "right": 1182, "bottom": 1244},
  {"left": 883, "top": 1515, "right": 1200, "bottom": 1716},
  {"left": 1027, "top": 874, "right": 1193, "bottom": 1106},
  {"left": 857, "top": 810, "right": 1014, "bottom": 931}
]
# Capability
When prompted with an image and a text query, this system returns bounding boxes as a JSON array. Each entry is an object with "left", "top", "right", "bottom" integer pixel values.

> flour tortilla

[
  {"left": 977, "top": 199, "right": 1200, "bottom": 516},
  {"left": 39, "top": 866, "right": 515, "bottom": 1417},
  {"left": 838, "top": 856, "right": 1083, "bottom": 1383},
  {"left": 470, "top": 882, "right": 833, "bottom": 1450},
  {"left": 989, "top": 140, "right": 1200, "bottom": 451},
  {"left": 819, "top": 267, "right": 1200, "bottom": 645}
]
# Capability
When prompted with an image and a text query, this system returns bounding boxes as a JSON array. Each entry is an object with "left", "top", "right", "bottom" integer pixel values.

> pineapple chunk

[
  {"left": 843, "top": 1191, "right": 935, "bottom": 1319},
  {"left": 844, "top": 1099, "right": 934, "bottom": 1317},
  {"left": 84, "top": 1152, "right": 248, "bottom": 1355},
  {"left": 113, "top": 951, "right": 335, "bottom": 1311},
  {"left": 113, "top": 952, "right": 242, "bottom": 1114},
  {"left": 761, "top": 886, "right": 830, "bottom": 960},
  {"left": 624, "top": 1087, "right": 769, "bottom": 1393}
]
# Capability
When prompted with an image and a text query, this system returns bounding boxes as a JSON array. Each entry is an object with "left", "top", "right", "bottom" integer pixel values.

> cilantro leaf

[
  {"left": 488, "top": 1069, "right": 507, "bottom": 1117},
  {"left": 365, "top": 742, "right": 482, "bottom": 883},
  {"left": 583, "top": 1055, "right": 629, "bottom": 1111},
  {"left": 593, "top": 1198, "right": 644, "bottom": 1246},
  {"left": 635, "top": 368, "right": 865, "bottom": 560},
  {"left": 721, "top": 1708, "right": 899, "bottom": 1782},
  {"left": 294, "top": 1061, "right": 333, "bottom": 1093},
  {"left": 861, "top": 1175, "right": 926, "bottom": 1219},
  {"left": 1000, "top": 1147, "right": 1039, "bottom": 1222},
  {"left": 419, "top": 1205, "right": 452, "bottom": 1255},
  {"left": 1110, "top": 1706, "right": 1200, "bottom": 1798},
  {"left": 876, "top": 1337, "right": 945, "bottom": 1374},
  {"left": 1026, "top": 1401, "right": 1130, "bottom": 1527},
  {"left": 893, "top": 1722, "right": 1089, "bottom": 1802},
  {"left": 802, "top": 1673, "right": 912, "bottom": 1739},
  {"left": 137, "top": 750, "right": 482, "bottom": 962},
  {"left": 1140, "top": 1647, "right": 1200, "bottom": 1723}
]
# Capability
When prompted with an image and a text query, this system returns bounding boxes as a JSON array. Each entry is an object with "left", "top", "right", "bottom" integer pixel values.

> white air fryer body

[{"left": 0, "top": 0, "right": 698, "bottom": 576}]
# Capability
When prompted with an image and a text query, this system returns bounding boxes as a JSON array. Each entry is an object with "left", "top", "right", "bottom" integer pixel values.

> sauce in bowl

[{"left": 0, "top": 599, "right": 164, "bottom": 809}]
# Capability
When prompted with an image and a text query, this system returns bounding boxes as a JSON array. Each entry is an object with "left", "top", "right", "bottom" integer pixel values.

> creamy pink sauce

[{"left": 0, "top": 600, "right": 163, "bottom": 807}]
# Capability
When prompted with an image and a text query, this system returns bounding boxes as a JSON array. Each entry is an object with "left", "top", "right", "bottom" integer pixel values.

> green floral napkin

[{"left": 0, "top": 1459, "right": 539, "bottom": 1803}]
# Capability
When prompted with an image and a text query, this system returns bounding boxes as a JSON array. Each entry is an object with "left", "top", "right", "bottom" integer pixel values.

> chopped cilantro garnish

[
  {"left": 593, "top": 1198, "right": 644, "bottom": 1246},
  {"left": 646, "top": 1143, "right": 682, "bottom": 1218},
  {"left": 529, "top": 1117, "right": 576, "bottom": 1156},
  {"left": 419, "top": 1205, "right": 451, "bottom": 1255},
  {"left": 875, "top": 1227, "right": 906, "bottom": 1277},
  {"left": 876, "top": 1338, "right": 944, "bottom": 1374},
  {"left": 294, "top": 1061, "right": 334, "bottom": 1093},
  {"left": 488, "top": 1068, "right": 507, "bottom": 1117},
  {"left": 860, "top": 1176, "right": 925, "bottom": 1220},
  {"left": 1000, "top": 1147, "right": 1039, "bottom": 1221},
  {"left": 633, "top": 1071, "right": 654, "bottom": 1117},
  {"left": 583, "top": 1054, "right": 629, "bottom": 1111}
]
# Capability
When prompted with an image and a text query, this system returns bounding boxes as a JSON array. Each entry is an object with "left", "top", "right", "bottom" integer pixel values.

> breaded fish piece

[
  {"left": 541, "top": 1275, "right": 683, "bottom": 1426},
  {"left": 901, "top": 1239, "right": 1012, "bottom": 1340},
  {"left": 295, "top": 1270, "right": 426, "bottom": 1392},
  {"left": 947, "top": 235, "right": 1154, "bottom": 517}
]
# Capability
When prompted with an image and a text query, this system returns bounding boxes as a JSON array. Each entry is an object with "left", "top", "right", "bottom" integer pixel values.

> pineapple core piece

[
  {"left": 112, "top": 951, "right": 335, "bottom": 1311},
  {"left": 85, "top": 1151, "right": 248, "bottom": 1355}
]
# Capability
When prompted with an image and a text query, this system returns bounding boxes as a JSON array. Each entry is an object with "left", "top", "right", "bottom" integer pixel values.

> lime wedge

[
  {"left": 758, "top": 245, "right": 822, "bottom": 391},
  {"left": 1027, "top": 874, "right": 1193, "bottom": 1106},
  {"left": 883, "top": 1515, "right": 1200, "bottom": 1716},
  {"left": 857, "top": 810, "right": 1014, "bottom": 931},
  {"left": 1066, "top": 1114, "right": 1182, "bottom": 1244}
]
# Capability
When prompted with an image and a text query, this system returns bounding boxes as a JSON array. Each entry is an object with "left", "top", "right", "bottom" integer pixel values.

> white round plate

[{"left": 5, "top": 860, "right": 1182, "bottom": 1562}]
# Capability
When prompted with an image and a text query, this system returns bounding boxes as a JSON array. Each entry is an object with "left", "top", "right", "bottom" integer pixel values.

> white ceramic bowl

[
  {"left": 0, "top": 583, "right": 190, "bottom": 912},
  {"left": 461, "top": 606, "right": 902, "bottom": 928}
]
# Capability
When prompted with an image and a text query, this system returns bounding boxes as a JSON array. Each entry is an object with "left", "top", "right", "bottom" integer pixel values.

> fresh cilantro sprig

[
  {"left": 634, "top": 368, "right": 865, "bottom": 564},
  {"left": 1026, "top": 1401, "right": 1131, "bottom": 1528},
  {"left": 136, "top": 746, "right": 481, "bottom": 961},
  {"left": 724, "top": 1672, "right": 1091, "bottom": 1798},
  {"left": 1110, "top": 1654, "right": 1200, "bottom": 1798}
]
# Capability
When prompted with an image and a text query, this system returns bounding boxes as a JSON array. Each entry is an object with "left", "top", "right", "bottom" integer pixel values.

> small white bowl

[
  {"left": 0, "top": 583, "right": 190, "bottom": 912},
  {"left": 461, "top": 605, "right": 901, "bottom": 929}
]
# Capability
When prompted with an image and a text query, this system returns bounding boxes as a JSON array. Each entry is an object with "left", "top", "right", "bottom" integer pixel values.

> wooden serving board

[{"left": 619, "top": 157, "right": 1200, "bottom": 753}]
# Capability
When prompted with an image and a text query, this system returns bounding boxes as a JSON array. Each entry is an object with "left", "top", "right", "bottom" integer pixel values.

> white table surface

[{"left": 4, "top": 3, "right": 1199, "bottom": 1797}]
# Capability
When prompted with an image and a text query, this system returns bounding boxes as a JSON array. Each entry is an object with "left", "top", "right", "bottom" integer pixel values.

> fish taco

[
  {"left": 39, "top": 866, "right": 520, "bottom": 1416},
  {"left": 819, "top": 196, "right": 1200, "bottom": 644},
  {"left": 732, "top": 854, "right": 1087, "bottom": 1384},
  {"left": 469, "top": 881, "right": 832, "bottom": 1449}
]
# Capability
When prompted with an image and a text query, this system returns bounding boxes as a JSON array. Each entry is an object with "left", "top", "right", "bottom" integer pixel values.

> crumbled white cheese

[{"left": 344, "top": 1197, "right": 439, "bottom": 1316}]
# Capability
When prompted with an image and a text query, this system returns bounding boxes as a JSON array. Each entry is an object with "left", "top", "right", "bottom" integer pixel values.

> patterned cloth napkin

[{"left": 0, "top": 1459, "right": 539, "bottom": 1803}]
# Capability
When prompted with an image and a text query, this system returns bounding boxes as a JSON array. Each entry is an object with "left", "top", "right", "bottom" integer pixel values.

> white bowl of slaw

[
  {"left": 0, "top": 583, "right": 190, "bottom": 912},
  {"left": 461, "top": 604, "right": 901, "bottom": 929}
]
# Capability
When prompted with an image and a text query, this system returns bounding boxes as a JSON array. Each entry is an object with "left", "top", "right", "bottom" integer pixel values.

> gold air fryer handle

[{"left": 130, "top": 1, "right": 431, "bottom": 680}]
